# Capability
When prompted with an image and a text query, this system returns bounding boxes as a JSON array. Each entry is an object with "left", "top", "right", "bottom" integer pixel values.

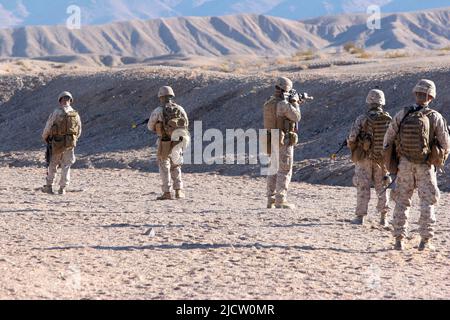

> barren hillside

[
  {"left": 0, "top": 8, "right": 449, "bottom": 63},
  {"left": 1, "top": 56, "right": 449, "bottom": 190}
]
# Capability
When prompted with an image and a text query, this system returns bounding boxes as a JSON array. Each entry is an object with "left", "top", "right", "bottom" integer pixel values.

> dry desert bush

[{"left": 385, "top": 51, "right": 409, "bottom": 59}]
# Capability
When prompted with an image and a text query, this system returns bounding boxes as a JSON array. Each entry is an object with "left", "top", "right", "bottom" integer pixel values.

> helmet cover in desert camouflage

[
  {"left": 158, "top": 86, "right": 175, "bottom": 98},
  {"left": 276, "top": 77, "right": 293, "bottom": 92},
  {"left": 58, "top": 91, "right": 73, "bottom": 102},
  {"left": 413, "top": 79, "right": 436, "bottom": 99},
  {"left": 366, "top": 89, "right": 386, "bottom": 106}
]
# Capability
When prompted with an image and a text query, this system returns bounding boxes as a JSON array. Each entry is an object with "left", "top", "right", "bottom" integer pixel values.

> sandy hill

[
  {"left": 0, "top": 8, "right": 449, "bottom": 62},
  {"left": 0, "top": 15, "right": 326, "bottom": 59},
  {"left": 303, "top": 8, "right": 450, "bottom": 49}
]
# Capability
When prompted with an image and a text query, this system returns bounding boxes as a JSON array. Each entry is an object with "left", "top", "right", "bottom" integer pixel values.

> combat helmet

[
  {"left": 58, "top": 91, "right": 73, "bottom": 102},
  {"left": 158, "top": 86, "right": 175, "bottom": 98},
  {"left": 413, "top": 79, "right": 436, "bottom": 99}
]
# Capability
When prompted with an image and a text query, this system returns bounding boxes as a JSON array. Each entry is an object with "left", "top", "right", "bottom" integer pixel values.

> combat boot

[
  {"left": 275, "top": 202, "right": 296, "bottom": 209},
  {"left": 394, "top": 237, "right": 404, "bottom": 251},
  {"left": 267, "top": 198, "right": 276, "bottom": 209},
  {"left": 175, "top": 190, "right": 185, "bottom": 199},
  {"left": 351, "top": 216, "right": 365, "bottom": 225},
  {"left": 58, "top": 187, "right": 66, "bottom": 195},
  {"left": 41, "top": 185, "right": 53, "bottom": 194},
  {"left": 157, "top": 192, "right": 173, "bottom": 201},
  {"left": 418, "top": 238, "right": 435, "bottom": 252}
]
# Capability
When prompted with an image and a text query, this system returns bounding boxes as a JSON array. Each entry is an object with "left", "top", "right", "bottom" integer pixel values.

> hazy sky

[{"left": 0, "top": 0, "right": 449, "bottom": 28}]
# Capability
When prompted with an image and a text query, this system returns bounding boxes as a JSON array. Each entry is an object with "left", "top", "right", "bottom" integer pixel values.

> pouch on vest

[
  {"left": 428, "top": 117, "right": 450, "bottom": 168},
  {"left": 51, "top": 110, "right": 80, "bottom": 152},
  {"left": 351, "top": 144, "right": 366, "bottom": 163},
  {"left": 51, "top": 136, "right": 66, "bottom": 154},
  {"left": 350, "top": 133, "right": 370, "bottom": 163},
  {"left": 428, "top": 140, "right": 448, "bottom": 168}
]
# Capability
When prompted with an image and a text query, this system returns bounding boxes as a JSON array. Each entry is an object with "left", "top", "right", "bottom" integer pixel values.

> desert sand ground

[{"left": 0, "top": 167, "right": 449, "bottom": 300}]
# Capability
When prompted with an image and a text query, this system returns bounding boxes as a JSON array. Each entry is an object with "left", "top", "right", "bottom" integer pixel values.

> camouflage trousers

[
  {"left": 267, "top": 144, "right": 294, "bottom": 204},
  {"left": 46, "top": 149, "right": 76, "bottom": 188},
  {"left": 353, "top": 159, "right": 390, "bottom": 217},
  {"left": 158, "top": 154, "right": 183, "bottom": 194},
  {"left": 393, "top": 158, "right": 440, "bottom": 240}
]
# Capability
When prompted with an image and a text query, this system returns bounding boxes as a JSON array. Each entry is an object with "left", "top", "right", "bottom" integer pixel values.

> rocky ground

[{"left": 0, "top": 167, "right": 449, "bottom": 300}]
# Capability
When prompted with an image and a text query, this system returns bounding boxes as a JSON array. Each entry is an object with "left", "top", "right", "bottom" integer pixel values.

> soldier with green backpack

[
  {"left": 42, "top": 91, "right": 82, "bottom": 195},
  {"left": 384, "top": 79, "right": 450, "bottom": 251},
  {"left": 347, "top": 89, "right": 392, "bottom": 226}
]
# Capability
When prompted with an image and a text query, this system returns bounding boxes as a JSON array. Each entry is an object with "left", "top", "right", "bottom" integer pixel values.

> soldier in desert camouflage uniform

[
  {"left": 264, "top": 77, "right": 302, "bottom": 209},
  {"left": 348, "top": 89, "right": 392, "bottom": 226},
  {"left": 384, "top": 79, "right": 450, "bottom": 251},
  {"left": 42, "top": 91, "right": 82, "bottom": 195},
  {"left": 148, "top": 86, "right": 189, "bottom": 201}
]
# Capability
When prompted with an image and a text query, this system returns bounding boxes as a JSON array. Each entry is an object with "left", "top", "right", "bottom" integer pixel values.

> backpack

[
  {"left": 398, "top": 107, "right": 435, "bottom": 164},
  {"left": 364, "top": 110, "right": 392, "bottom": 160},
  {"left": 162, "top": 102, "right": 187, "bottom": 140},
  {"left": 351, "top": 110, "right": 391, "bottom": 163},
  {"left": 51, "top": 110, "right": 80, "bottom": 153}
]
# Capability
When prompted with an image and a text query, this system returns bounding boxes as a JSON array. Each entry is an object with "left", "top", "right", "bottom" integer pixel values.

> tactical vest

[
  {"left": 263, "top": 96, "right": 283, "bottom": 130},
  {"left": 364, "top": 110, "right": 392, "bottom": 160},
  {"left": 51, "top": 110, "right": 80, "bottom": 152},
  {"left": 398, "top": 107, "right": 435, "bottom": 164},
  {"left": 263, "top": 96, "right": 298, "bottom": 152},
  {"left": 162, "top": 102, "right": 187, "bottom": 141}
]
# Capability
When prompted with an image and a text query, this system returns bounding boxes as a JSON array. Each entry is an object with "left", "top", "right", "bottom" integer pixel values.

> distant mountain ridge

[
  {"left": 0, "top": 0, "right": 449, "bottom": 28},
  {"left": 0, "top": 8, "right": 449, "bottom": 60}
]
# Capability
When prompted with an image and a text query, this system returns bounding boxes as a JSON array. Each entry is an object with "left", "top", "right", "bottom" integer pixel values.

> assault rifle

[
  {"left": 285, "top": 89, "right": 314, "bottom": 104},
  {"left": 45, "top": 139, "right": 52, "bottom": 168},
  {"left": 379, "top": 175, "right": 397, "bottom": 196},
  {"left": 330, "top": 140, "right": 348, "bottom": 160},
  {"left": 131, "top": 118, "right": 150, "bottom": 129}
]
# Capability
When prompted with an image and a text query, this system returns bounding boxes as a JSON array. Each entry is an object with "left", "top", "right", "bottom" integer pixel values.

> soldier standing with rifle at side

[
  {"left": 42, "top": 91, "right": 82, "bottom": 195},
  {"left": 148, "top": 86, "right": 190, "bottom": 201},
  {"left": 347, "top": 89, "right": 392, "bottom": 226},
  {"left": 384, "top": 80, "right": 449, "bottom": 251}
]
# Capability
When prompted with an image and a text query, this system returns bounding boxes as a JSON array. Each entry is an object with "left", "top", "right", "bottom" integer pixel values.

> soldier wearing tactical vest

[
  {"left": 384, "top": 79, "right": 450, "bottom": 251},
  {"left": 347, "top": 89, "right": 392, "bottom": 226},
  {"left": 42, "top": 91, "right": 82, "bottom": 195},
  {"left": 264, "top": 77, "right": 302, "bottom": 209},
  {"left": 148, "top": 86, "right": 189, "bottom": 200}
]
